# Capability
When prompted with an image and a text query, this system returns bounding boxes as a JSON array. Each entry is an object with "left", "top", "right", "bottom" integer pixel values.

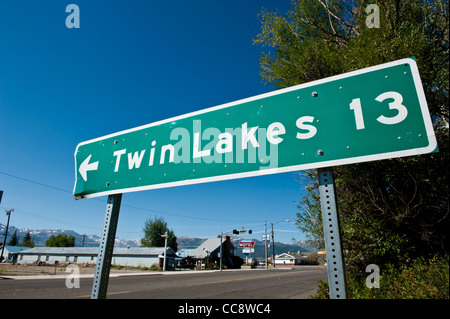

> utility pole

[
  {"left": 264, "top": 221, "right": 268, "bottom": 270},
  {"left": 271, "top": 223, "right": 275, "bottom": 268},
  {"left": 1, "top": 209, "right": 14, "bottom": 262},
  {"left": 161, "top": 230, "right": 168, "bottom": 271},
  {"left": 269, "top": 220, "right": 290, "bottom": 268},
  {"left": 219, "top": 232, "right": 223, "bottom": 271}
]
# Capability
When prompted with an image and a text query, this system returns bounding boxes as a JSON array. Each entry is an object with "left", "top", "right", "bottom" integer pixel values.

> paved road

[{"left": 0, "top": 266, "right": 327, "bottom": 299}]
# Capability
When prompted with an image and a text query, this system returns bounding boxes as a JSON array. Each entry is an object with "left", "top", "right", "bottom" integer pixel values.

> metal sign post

[
  {"left": 318, "top": 167, "right": 347, "bottom": 299},
  {"left": 91, "top": 193, "right": 122, "bottom": 299}
]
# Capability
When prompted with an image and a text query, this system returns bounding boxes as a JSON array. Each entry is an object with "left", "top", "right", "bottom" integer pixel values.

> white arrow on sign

[{"left": 79, "top": 154, "right": 99, "bottom": 182}]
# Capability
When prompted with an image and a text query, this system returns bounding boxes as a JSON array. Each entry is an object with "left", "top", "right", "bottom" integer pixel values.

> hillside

[{"left": 0, "top": 224, "right": 138, "bottom": 248}]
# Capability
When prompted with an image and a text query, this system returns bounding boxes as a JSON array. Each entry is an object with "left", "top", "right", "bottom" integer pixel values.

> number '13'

[{"left": 349, "top": 91, "right": 408, "bottom": 130}]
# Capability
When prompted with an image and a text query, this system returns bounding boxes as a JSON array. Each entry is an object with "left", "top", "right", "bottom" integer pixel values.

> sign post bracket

[
  {"left": 318, "top": 167, "right": 347, "bottom": 299},
  {"left": 91, "top": 193, "right": 122, "bottom": 299}
]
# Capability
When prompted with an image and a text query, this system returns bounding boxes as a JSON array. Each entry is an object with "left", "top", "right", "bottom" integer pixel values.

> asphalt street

[{"left": 0, "top": 266, "right": 327, "bottom": 299}]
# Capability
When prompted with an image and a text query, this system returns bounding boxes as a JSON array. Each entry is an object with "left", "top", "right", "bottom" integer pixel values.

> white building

[
  {"left": 1, "top": 246, "right": 30, "bottom": 263},
  {"left": 274, "top": 252, "right": 297, "bottom": 266},
  {"left": 15, "top": 246, "right": 178, "bottom": 268},
  {"left": 274, "top": 251, "right": 318, "bottom": 266}
]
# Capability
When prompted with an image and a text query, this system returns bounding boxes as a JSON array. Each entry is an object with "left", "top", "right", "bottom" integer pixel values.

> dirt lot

[{"left": 0, "top": 263, "right": 148, "bottom": 277}]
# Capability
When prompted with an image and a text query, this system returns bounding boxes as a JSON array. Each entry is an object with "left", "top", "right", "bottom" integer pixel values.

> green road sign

[{"left": 73, "top": 58, "right": 437, "bottom": 199}]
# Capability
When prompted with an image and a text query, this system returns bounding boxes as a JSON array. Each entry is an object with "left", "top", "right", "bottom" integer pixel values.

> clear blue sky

[{"left": 0, "top": 0, "right": 307, "bottom": 244}]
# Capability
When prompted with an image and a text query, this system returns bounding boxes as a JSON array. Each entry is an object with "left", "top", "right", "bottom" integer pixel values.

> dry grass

[{"left": 0, "top": 263, "right": 144, "bottom": 277}]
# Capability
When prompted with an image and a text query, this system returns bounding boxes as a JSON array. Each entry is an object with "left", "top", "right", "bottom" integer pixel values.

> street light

[
  {"left": 203, "top": 248, "right": 210, "bottom": 269},
  {"left": 161, "top": 230, "right": 168, "bottom": 271},
  {"left": 270, "top": 219, "right": 290, "bottom": 268}
]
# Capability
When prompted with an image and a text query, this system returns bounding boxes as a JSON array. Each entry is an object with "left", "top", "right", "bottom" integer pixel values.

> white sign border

[{"left": 74, "top": 58, "right": 437, "bottom": 199}]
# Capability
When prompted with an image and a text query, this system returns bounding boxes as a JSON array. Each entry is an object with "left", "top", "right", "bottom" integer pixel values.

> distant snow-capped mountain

[{"left": 0, "top": 223, "right": 140, "bottom": 248}]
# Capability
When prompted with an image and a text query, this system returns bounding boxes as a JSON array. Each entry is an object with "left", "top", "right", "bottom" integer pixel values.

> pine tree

[
  {"left": 21, "top": 232, "right": 35, "bottom": 247},
  {"left": 8, "top": 230, "right": 18, "bottom": 246}
]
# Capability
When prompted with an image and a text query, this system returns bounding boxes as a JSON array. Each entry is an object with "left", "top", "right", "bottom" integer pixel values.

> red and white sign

[{"left": 238, "top": 241, "right": 255, "bottom": 248}]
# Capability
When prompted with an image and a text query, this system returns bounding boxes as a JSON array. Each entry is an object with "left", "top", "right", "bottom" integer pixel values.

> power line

[
  {"left": 1, "top": 170, "right": 300, "bottom": 241},
  {"left": 1, "top": 207, "right": 101, "bottom": 231},
  {"left": 0, "top": 170, "right": 266, "bottom": 224},
  {"left": 0, "top": 171, "right": 70, "bottom": 194}
]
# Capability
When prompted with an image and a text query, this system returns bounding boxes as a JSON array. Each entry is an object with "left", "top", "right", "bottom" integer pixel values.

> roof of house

[
  {"left": 275, "top": 253, "right": 296, "bottom": 259},
  {"left": 17, "top": 246, "right": 177, "bottom": 257},
  {"left": 2, "top": 246, "right": 31, "bottom": 254},
  {"left": 276, "top": 251, "right": 317, "bottom": 259},
  {"left": 20, "top": 247, "right": 98, "bottom": 255},
  {"left": 114, "top": 247, "right": 177, "bottom": 257},
  {"left": 189, "top": 237, "right": 226, "bottom": 258}
]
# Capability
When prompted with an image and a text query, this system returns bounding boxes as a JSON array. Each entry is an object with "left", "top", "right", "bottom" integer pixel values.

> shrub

[{"left": 312, "top": 257, "right": 449, "bottom": 299}]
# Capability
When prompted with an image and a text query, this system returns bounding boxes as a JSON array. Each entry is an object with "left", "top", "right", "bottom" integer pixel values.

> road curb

[{"left": 1, "top": 265, "right": 322, "bottom": 280}]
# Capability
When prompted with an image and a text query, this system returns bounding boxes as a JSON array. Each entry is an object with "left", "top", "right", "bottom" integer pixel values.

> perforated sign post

[{"left": 74, "top": 58, "right": 437, "bottom": 299}]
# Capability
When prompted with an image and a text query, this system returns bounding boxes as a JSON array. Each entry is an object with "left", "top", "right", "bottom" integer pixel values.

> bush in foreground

[{"left": 313, "top": 257, "right": 449, "bottom": 299}]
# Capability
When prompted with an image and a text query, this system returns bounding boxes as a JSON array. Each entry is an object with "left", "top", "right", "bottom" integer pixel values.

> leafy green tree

[
  {"left": 8, "top": 230, "right": 18, "bottom": 246},
  {"left": 255, "top": 0, "right": 449, "bottom": 271},
  {"left": 141, "top": 216, "right": 178, "bottom": 252},
  {"left": 45, "top": 234, "right": 76, "bottom": 247},
  {"left": 294, "top": 170, "right": 323, "bottom": 249},
  {"left": 21, "top": 231, "right": 35, "bottom": 247}
]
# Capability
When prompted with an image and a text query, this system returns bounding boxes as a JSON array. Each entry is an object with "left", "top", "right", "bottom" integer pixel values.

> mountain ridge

[{"left": 1, "top": 224, "right": 313, "bottom": 258}]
